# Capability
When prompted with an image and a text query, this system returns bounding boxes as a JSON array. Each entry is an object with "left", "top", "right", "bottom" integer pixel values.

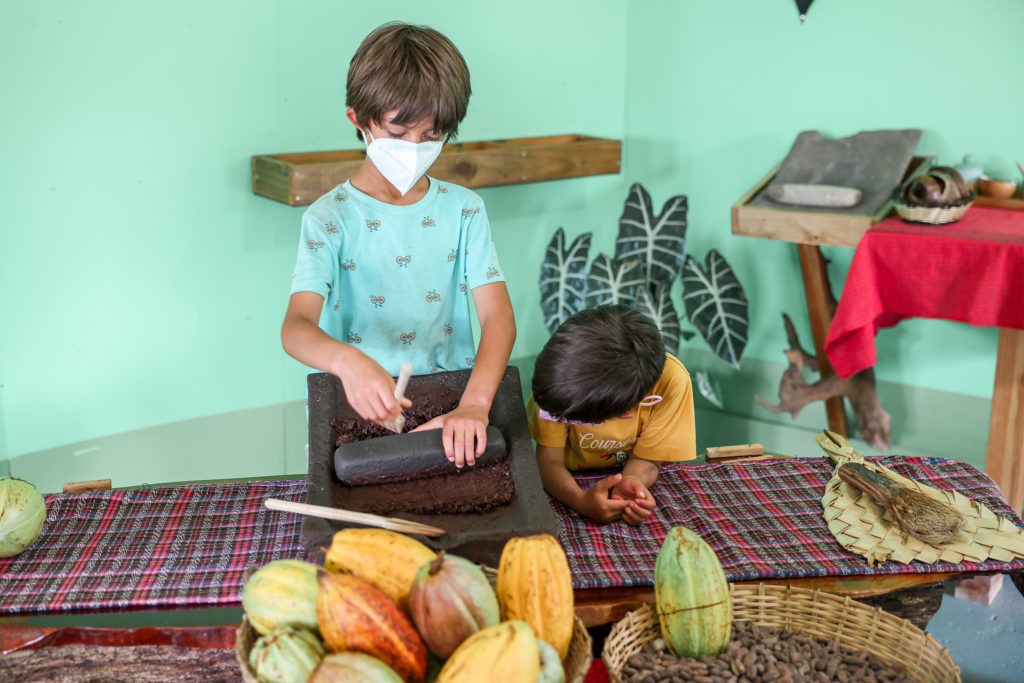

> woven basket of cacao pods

[
  {"left": 603, "top": 583, "right": 959, "bottom": 683},
  {"left": 236, "top": 605, "right": 593, "bottom": 682},
  {"left": 892, "top": 165, "right": 974, "bottom": 225}
]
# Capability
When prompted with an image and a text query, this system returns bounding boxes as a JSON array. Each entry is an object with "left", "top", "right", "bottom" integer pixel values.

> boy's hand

[
  {"left": 413, "top": 403, "right": 489, "bottom": 468},
  {"left": 611, "top": 476, "right": 656, "bottom": 526},
  {"left": 336, "top": 353, "right": 410, "bottom": 427},
  {"left": 580, "top": 473, "right": 632, "bottom": 524}
]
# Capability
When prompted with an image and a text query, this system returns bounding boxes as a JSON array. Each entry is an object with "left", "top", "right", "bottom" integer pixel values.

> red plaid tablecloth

[
  {"left": 0, "top": 481, "right": 307, "bottom": 616},
  {"left": 555, "top": 456, "right": 1024, "bottom": 589},
  {"left": 824, "top": 206, "right": 1024, "bottom": 378},
  {"left": 3, "top": 461, "right": 1021, "bottom": 616}
]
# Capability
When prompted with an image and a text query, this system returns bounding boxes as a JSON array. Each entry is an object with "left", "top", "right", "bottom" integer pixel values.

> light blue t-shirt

[{"left": 290, "top": 178, "right": 505, "bottom": 376}]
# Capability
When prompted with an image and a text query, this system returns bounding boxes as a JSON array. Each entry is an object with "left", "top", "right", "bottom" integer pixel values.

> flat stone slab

[{"left": 750, "top": 129, "right": 922, "bottom": 216}]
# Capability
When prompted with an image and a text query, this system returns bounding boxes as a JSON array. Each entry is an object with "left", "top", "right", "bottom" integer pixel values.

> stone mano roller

[{"left": 334, "top": 425, "right": 508, "bottom": 485}]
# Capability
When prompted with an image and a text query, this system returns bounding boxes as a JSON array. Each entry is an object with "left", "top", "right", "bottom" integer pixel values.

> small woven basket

[
  {"left": 602, "top": 583, "right": 959, "bottom": 683},
  {"left": 237, "top": 613, "right": 592, "bottom": 683},
  {"left": 892, "top": 193, "right": 974, "bottom": 225}
]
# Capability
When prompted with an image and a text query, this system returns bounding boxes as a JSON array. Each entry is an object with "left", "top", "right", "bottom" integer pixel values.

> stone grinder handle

[{"left": 381, "top": 363, "right": 413, "bottom": 433}]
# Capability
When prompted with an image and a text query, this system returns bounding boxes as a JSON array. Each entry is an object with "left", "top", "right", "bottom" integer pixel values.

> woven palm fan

[{"left": 816, "top": 430, "right": 1024, "bottom": 566}]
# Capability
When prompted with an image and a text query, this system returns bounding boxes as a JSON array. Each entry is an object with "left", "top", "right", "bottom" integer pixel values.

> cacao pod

[
  {"left": 0, "top": 477, "right": 47, "bottom": 558},
  {"left": 317, "top": 569, "right": 427, "bottom": 683},
  {"left": 496, "top": 534, "right": 574, "bottom": 659},
  {"left": 241, "top": 559, "right": 320, "bottom": 636},
  {"left": 654, "top": 525, "right": 732, "bottom": 658},
  {"left": 408, "top": 551, "right": 500, "bottom": 659},
  {"left": 248, "top": 625, "right": 325, "bottom": 683},
  {"left": 536, "top": 638, "right": 566, "bottom": 683},
  {"left": 324, "top": 527, "right": 436, "bottom": 610},
  {"left": 308, "top": 652, "right": 403, "bottom": 683},
  {"left": 436, "top": 620, "right": 540, "bottom": 683}
]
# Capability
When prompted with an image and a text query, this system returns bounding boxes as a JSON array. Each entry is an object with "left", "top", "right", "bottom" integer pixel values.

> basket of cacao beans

[
  {"left": 603, "top": 583, "right": 960, "bottom": 683},
  {"left": 892, "top": 165, "right": 974, "bottom": 225}
]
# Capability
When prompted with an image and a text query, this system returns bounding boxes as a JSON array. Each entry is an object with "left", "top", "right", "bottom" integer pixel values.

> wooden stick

[
  {"left": 705, "top": 444, "right": 766, "bottom": 461},
  {"left": 381, "top": 363, "right": 413, "bottom": 434},
  {"left": 264, "top": 498, "right": 445, "bottom": 537},
  {"left": 62, "top": 479, "right": 112, "bottom": 494}
]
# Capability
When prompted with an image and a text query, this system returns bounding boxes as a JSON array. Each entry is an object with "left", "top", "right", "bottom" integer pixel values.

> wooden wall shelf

[{"left": 252, "top": 134, "right": 621, "bottom": 206}]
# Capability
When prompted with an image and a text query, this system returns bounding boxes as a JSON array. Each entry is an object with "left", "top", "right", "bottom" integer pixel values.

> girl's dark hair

[
  {"left": 532, "top": 304, "right": 666, "bottom": 424},
  {"left": 347, "top": 22, "right": 471, "bottom": 141}
]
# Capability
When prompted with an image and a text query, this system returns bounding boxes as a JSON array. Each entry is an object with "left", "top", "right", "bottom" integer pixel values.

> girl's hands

[
  {"left": 611, "top": 476, "right": 656, "bottom": 526},
  {"left": 580, "top": 473, "right": 632, "bottom": 524}
]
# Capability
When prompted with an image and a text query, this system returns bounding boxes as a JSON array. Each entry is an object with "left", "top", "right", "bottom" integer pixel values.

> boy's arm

[
  {"left": 281, "top": 291, "right": 407, "bottom": 425},
  {"left": 419, "top": 281, "right": 516, "bottom": 466},
  {"left": 537, "top": 445, "right": 630, "bottom": 524},
  {"left": 620, "top": 456, "right": 660, "bottom": 488}
]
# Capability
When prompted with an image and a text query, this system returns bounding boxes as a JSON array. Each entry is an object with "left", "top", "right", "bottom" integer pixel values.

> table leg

[
  {"left": 985, "top": 327, "right": 1024, "bottom": 513},
  {"left": 796, "top": 244, "right": 849, "bottom": 436}
]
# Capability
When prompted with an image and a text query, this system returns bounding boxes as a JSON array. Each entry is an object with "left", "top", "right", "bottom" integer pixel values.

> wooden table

[
  {"left": 574, "top": 571, "right": 961, "bottom": 628},
  {"left": 734, "top": 185, "right": 1024, "bottom": 513}
]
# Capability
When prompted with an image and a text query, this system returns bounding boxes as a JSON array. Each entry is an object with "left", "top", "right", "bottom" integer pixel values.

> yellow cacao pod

[
  {"left": 317, "top": 569, "right": 428, "bottom": 683},
  {"left": 436, "top": 620, "right": 540, "bottom": 683},
  {"left": 324, "top": 528, "right": 436, "bottom": 610},
  {"left": 496, "top": 534, "right": 574, "bottom": 659},
  {"left": 241, "top": 559, "right": 320, "bottom": 636},
  {"left": 654, "top": 525, "right": 732, "bottom": 658}
]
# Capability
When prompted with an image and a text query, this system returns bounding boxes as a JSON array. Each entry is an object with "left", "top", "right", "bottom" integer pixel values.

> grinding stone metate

[
  {"left": 301, "top": 367, "right": 558, "bottom": 567},
  {"left": 749, "top": 129, "right": 921, "bottom": 216},
  {"left": 335, "top": 425, "right": 507, "bottom": 485}
]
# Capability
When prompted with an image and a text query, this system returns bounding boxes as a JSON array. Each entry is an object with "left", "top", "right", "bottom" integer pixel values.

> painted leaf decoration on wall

[
  {"left": 540, "top": 228, "right": 591, "bottom": 333},
  {"left": 632, "top": 282, "right": 681, "bottom": 356},
  {"left": 585, "top": 253, "right": 644, "bottom": 309},
  {"left": 614, "top": 183, "right": 688, "bottom": 287},
  {"left": 695, "top": 369, "right": 723, "bottom": 408},
  {"left": 681, "top": 249, "right": 749, "bottom": 368}
]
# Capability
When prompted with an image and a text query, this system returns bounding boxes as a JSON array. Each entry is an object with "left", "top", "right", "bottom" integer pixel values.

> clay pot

[{"left": 977, "top": 177, "right": 1019, "bottom": 199}]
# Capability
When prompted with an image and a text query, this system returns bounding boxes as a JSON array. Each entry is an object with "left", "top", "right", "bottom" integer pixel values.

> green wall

[
  {"left": 622, "top": 0, "right": 1023, "bottom": 398},
  {"left": 0, "top": 0, "right": 628, "bottom": 463},
  {"left": 3, "top": 0, "right": 1022, "bottom": 488}
]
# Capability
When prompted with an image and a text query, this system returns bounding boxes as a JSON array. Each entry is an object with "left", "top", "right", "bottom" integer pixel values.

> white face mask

[{"left": 363, "top": 130, "right": 443, "bottom": 196}]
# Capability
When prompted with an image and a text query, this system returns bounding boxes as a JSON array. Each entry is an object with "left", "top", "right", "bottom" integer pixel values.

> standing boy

[
  {"left": 528, "top": 304, "right": 696, "bottom": 526},
  {"left": 282, "top": 22, "right": 515, "bottom": 467}
]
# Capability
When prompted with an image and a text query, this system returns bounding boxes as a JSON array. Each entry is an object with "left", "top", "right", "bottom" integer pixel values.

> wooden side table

[{"left": 734, "top": 182, "right": 1024, "bottom": 512}]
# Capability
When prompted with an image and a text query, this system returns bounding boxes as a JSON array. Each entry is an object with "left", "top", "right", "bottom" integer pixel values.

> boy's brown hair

[
  {"left": 346, "top": 22, "right": 471, "bottom": 140},
  {"left": 532, "top": 304, "right": 667, "bottom": 424}
]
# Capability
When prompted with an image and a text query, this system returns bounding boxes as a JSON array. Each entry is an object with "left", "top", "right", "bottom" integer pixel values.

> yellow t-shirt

[{"left": 527, "top": 353, "right": 697, "bottom": 471}]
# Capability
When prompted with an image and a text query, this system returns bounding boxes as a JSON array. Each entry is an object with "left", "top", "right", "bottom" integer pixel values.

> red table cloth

[
  {"left": 557, "top": 456, "right": 1024, "bottom": 589},
  {"left": 0, "top": 482, "right": 307, "bottom": 616},
  {"left": 825, "top": 206, "right": 1024, "bottom": 378}
]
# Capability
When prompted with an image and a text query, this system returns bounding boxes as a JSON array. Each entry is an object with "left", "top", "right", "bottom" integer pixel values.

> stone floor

[{"left": 928, "top": 574, "right": 1024, "bottom": 683}]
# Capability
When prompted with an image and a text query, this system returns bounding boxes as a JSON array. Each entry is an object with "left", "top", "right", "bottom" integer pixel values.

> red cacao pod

[
  {"left": 316, "top": 569, "right": 427, "bottom": 683},
  {"left": 408, "top": 551, "right": 500, "bottom": 659}
]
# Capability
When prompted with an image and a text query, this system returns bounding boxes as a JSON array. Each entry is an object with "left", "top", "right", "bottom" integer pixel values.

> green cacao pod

[
  {"left": 242, "top": 559, "right": 320, "bottom": 635},
  {"left": 0, "top": 477, "right": 47, "bottom": 558},
  {"left": 654, "top": 525, "right": 732, "bottom": 658},
  {"left": 536, "top": 637, "right": 566, "bottom": 683},
  {"left": 308, "top": 652, "right": 404, "bottom": 683},
  {"left": 248, "top": 625, "right": 325, "bottom": 683},
  {"left": 408, "top": 551, "right": 500, "bottom": 659}
]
